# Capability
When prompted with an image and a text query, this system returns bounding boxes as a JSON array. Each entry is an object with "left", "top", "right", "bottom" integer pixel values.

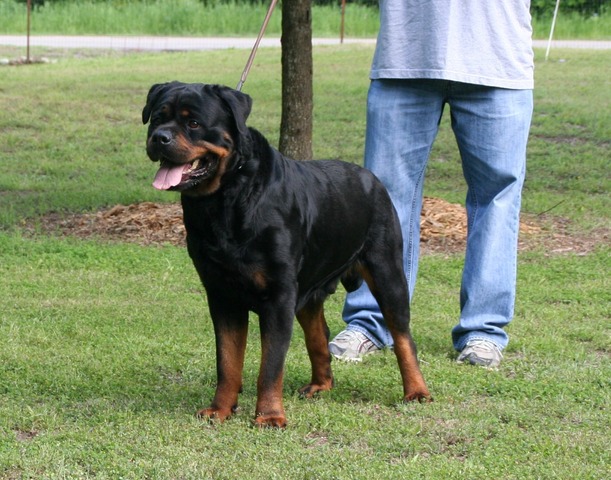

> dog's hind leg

[
  {"left": 296, "top": 297, "right": 334, "bottom": 398},
  {"left": 359, "top": 253, "right": 432, "bottom": 403}
]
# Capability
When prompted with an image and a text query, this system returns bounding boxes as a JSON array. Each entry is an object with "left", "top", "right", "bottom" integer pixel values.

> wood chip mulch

[{"left": 32, "top": 197, "right": 605, "bottom": 256}]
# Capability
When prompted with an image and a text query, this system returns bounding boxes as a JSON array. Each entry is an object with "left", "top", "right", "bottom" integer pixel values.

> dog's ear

[
  {"left": 210, "top": 85, "right": 253, "bottom": 139},
  {"left": 142, "top": 82, "right": 174, "bottom": 124}
]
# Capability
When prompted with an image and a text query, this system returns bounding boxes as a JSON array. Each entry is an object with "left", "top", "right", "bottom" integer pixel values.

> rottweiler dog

[{"left": 142, "top": 81, "right": 431, "bottom": 427}]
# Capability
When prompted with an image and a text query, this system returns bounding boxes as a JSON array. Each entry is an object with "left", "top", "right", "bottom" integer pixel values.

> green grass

[
  {"left": 0, "top": 44, "right": 609, "bottom": 478},
  {"left": 0, "top": 235, "right": 608, "bottom": 478},
  {"left": 0, "top": 0, "right": 609, "bottom": 39},
  {"left": 532, "top": 11, "right": 611, "bottom": 40}
]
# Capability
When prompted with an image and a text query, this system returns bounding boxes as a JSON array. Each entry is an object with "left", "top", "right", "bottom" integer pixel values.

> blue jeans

[{"left": 342, "top": 79, "right": 533, "bottom": 351}]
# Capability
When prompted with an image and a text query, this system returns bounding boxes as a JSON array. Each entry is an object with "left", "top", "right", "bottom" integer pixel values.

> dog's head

[{"left": 142, "top": 81, "right": 253, "bottom": 196}]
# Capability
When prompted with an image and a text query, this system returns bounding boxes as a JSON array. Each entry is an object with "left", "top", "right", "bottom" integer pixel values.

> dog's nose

[{"left": 152, "top": 129, "right": 172, "bottom": 145}]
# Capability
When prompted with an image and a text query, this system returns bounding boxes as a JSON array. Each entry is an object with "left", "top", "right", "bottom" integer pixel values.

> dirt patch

[
  {"left": 14, "top": 429, "right": 39, "bottom": 442},
  {"left": 32, "top": 197, "right": 606, "bottom": 256}
]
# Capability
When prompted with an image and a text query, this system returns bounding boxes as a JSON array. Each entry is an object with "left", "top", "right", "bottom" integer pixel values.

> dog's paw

[
  {"left": 254, "top": 411, "right": 287, "bottom": 429},
  {"left": 195, "top": 406, "right": 235, "bottom": 423},
  {"left": 298, "top": 381, "right": 333, "bottom": 398},
  {"left": 403, "top": 390, "right": 433, "bottom": 403}
]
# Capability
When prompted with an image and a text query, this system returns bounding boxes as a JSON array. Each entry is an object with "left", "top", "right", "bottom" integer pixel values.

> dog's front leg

[
  {"left": 196, "top": 296, "right": 249, "bottom": 422},
  {"left": 254, "top": 300, "right": 295, "bottom": 428}
]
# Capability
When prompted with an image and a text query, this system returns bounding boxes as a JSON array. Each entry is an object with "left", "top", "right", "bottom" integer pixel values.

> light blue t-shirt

[{"left": 371, "top": 0, "right": 534, "bottom": 90}]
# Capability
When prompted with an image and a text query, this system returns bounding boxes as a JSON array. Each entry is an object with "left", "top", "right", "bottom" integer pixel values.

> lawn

[{"left": 0, "top": 44, "right": 609, "bottom": 479}]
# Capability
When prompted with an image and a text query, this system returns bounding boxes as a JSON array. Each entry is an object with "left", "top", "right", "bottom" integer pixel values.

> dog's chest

[{"left": 186, "top": 224, "right": 280, "bottom": 299}]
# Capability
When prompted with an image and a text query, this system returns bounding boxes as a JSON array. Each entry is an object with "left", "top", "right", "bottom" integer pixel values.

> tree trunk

[{"left": 279, "top": 0, "right": 313, "bottom": 160}]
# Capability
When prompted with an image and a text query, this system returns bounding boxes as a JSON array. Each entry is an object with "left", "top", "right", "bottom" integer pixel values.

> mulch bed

[{"left": 33, "top": 197, "right": 605, "bottom": 256}]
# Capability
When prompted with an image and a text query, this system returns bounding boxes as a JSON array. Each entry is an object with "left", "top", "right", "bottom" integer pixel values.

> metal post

[
  {"left": 545, "top": 0, "right": 561, "bottom": 61},
  {"left": 26, "top": 0, "right": 32, "bottom": 63},
  {"left": 340, "top": 0, "right": 346, "bottom": 44}
]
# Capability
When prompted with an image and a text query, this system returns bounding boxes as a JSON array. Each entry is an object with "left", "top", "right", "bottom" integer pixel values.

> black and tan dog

[{"left": 142, "top": 81, "right": 431, "bottom": 427}]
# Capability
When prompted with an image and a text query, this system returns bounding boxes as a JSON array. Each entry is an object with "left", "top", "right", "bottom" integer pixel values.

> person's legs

[
  {"left": 448, "top": 83, "right": 533, "bottom": 353},
  {"left": 338, "top": 79, "right": 445, "bottom": 348}
]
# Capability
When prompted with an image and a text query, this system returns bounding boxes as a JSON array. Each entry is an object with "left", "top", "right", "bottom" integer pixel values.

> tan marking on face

[
  {"left": 173, "top": 132, "right": 193, "bottom": 157},
  {"left": 199, "top": 154, "right": 230, "bottom": 195},
  {"left": 172, "top": 127, "right": 235, "bottom": 196},
  {"left": 199, "top": 141, "right": 231, "bottom": 158}
]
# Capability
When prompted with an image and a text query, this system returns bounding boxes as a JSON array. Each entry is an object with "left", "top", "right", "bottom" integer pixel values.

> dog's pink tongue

[{"left": 153, "top": 163, "right": 188, "bottom": 190}]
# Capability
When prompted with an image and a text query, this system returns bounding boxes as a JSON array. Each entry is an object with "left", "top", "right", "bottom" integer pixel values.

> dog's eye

[{"left": 188, "top": 120, "right": 200, "bottom": 129}]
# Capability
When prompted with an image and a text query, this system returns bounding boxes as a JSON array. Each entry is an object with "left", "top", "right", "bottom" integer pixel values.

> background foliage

[
  {"left": 3, "top": 0, "right": 609, "bottom": 38},
  {"left": 13, "top": 0, "right": 611, "bottom": 17}
]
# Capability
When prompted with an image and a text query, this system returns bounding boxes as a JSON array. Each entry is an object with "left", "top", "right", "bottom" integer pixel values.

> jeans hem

[{"left": 346, "top": 325, "right": 386, "bottom": 349}]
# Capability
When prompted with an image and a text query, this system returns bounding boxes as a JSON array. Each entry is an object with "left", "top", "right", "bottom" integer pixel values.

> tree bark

[{"left": 279, "top": 0, "right": 313, "bottom": 160}]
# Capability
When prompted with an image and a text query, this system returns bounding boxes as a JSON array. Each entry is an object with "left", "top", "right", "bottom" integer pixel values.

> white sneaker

[
  {"left": 328, "top": 329, "right": 381, "bottom": 362},
  {"left": 457, "top": 339, "right": 503, "bottom": 368}
]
